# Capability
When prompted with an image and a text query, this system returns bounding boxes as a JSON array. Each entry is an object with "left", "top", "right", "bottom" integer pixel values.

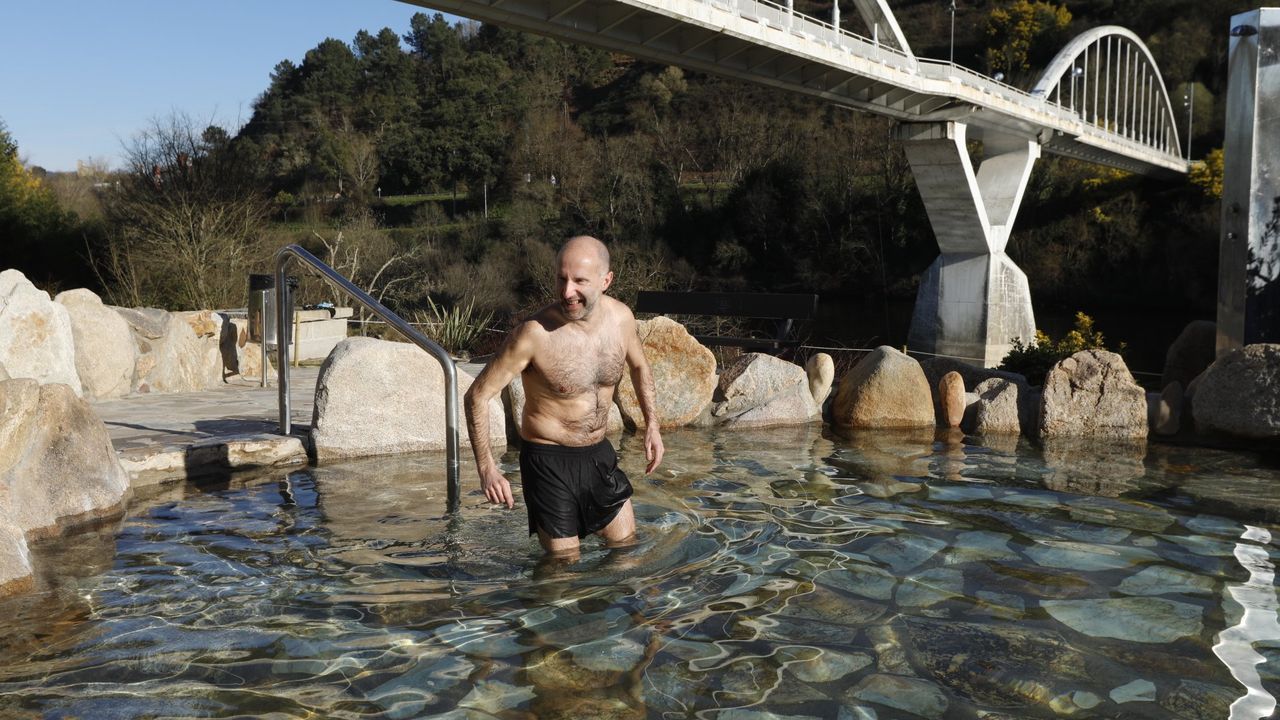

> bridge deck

[{"left": 402, "top": 0, "right": 1187, "bottom": 176}]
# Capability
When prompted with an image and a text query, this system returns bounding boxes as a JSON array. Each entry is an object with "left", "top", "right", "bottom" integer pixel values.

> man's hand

[
  {"left": 480, "top": 466, "right": 515, "bottom": 508},
  {"left": 644, "top": 424, "right": 664, "bottom": 474}
]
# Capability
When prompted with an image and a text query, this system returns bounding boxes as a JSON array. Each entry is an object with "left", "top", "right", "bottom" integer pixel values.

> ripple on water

[{"left": 0, "top": 428, "right": 1275, "bottom": 719}]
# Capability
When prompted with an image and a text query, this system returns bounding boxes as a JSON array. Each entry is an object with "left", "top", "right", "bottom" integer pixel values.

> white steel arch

[{"left": 1031, "top": 26, "right": 1182, "bottom": 157}]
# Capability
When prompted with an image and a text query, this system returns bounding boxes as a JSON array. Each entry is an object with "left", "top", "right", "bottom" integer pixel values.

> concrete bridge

[{"left": 399, "top": 0, "right": 1190, "bottom": 365}]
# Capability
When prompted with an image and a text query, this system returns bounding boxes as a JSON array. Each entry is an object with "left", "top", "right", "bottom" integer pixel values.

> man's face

[{"left": 556, "top": 247, "right": 612, "bottom": 321}]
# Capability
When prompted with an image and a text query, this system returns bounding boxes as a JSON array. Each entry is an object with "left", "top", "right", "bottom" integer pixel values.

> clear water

[{"left": 2, "top": 425, "right": 1279, "bottom": 719}]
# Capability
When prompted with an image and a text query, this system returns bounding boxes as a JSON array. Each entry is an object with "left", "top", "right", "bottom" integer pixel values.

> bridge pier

[{"left": 897, "top": 122, "right": 1038, "bottom": 367}]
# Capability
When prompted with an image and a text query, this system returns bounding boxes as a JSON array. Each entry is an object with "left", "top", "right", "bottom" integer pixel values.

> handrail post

[
  {"left": 275, "top": 257, "right": 292, "bottom": 436},
  {"left": 273, "top": 244, "right": 462, "bottom": 513}
]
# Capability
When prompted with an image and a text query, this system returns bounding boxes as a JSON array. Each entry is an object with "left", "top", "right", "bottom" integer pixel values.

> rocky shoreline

[{"left": 1, "top": 267, "right": 1277, "bottom": 596}]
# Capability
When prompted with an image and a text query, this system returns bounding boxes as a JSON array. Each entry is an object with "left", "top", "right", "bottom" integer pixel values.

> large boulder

[
  {"left": 1040, "top": 350, "right": 1147, "bottom": 440},
  {"left": 55, "top": 289, "right": 136, "bottom": 399},
  {"left": 0, "top": 379, "right": 129, "bottom": 596},
  {"left": 0, "top": 270, "right": 81, "bottom": 394},
  {"left": 616, "top": 317, "right": 716, "bottom": 429},
  {"left": 1192, "top": 344, "right": 1280, "bottom": 440},
  {"left": 115, "top": 307, "right": 223, "bottom": 393},
  {"left": 311, "top": 337, "right": 505, "bottom": 461},
  {"left": 1162, "top": 320, "right": 1216, "bottom": 390},
  {"left": 711, "top": 353, "right": 818, "bottom": 428},
  {"left": 832, "top": 346, "right": 934, "bottom": 430},
  {"left": 505, "top": 373, "right": 624, "bottom": 439}
]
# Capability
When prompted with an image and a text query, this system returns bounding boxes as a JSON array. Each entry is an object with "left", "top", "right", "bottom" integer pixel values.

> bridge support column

[{"left": 897, "top": 121, "right": 1038, "bottom": 367}]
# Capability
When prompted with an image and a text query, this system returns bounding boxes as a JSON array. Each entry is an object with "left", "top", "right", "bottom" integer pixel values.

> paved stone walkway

[{"left": 90, "top": 362, "right": 486, "bottom": 486}]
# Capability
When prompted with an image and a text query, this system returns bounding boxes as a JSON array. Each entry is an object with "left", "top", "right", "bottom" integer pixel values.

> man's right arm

[{"left": 464, "top": 322, "right": 538, "bottom": 508}]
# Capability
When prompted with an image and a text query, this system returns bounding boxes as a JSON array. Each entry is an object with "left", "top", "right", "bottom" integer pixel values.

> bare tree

[{"left": 96, "top": 113, "right": 270, "bottom": 310}]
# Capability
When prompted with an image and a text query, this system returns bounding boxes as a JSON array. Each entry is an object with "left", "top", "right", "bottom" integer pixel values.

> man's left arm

[{"left": 622, "top": 308, "right": 664, "bottom": 473}]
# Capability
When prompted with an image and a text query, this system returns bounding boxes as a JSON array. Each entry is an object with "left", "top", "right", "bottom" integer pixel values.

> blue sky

[{"left": 4, "top": 0, "right": 452, "bottom": 171}]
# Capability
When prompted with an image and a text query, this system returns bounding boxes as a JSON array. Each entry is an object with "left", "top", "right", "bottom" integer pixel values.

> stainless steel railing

[{"left": 274, "top": 244, "right": 462, "bottom": 511}]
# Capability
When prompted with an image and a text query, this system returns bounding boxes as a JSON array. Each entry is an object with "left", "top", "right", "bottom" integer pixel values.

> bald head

[
  {"left": 554, "top": 235, "right": 613, "bottom": 320},
  {"left": 558, "top": 235, "right": 610, "bottom": 274}
]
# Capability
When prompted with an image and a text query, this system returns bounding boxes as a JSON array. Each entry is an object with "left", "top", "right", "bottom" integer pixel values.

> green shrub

[
  {"left": 997, "top": 312, "right": 1125, "bottom": 386},
  {"left": 411, "top": 297, "right": 495, "bottom": 359}
]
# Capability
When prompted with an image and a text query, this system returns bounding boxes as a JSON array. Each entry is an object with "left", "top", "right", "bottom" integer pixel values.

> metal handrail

[{"left": 274, "top": 244, "right": 462, "bottom": 511}]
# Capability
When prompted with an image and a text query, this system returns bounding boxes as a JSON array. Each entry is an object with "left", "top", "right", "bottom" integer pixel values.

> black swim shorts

[{"left": 519, "top": 438, "right": 633, "bottom": 539}]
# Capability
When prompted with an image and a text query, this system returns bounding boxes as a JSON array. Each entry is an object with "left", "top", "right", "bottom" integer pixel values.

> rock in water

[
  {"left": 1192, "top": 344, "right": 1280, "bottom": 440},
  {"left": 616, "top": 316, "right": 716, "bottom": 429},
  {"left": 311, "top": 337, "right": 505, "bottom": 460},
  {"left": 937, "top": 371, "right": 965, "bottom": 428},
  {"left": 1040, "top": 350, "right": 1147, "bottom": 439},
  {"left": 832, "top": 346, "right": 934, "bottom": 430}
]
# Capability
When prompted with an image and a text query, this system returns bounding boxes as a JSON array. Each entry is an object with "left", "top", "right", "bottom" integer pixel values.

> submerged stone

[
  {"left": 895, "top": 568, "right": 965, "bottom": 608},
  {"left": 1158, "top": 679, "right": 1238, "bottom": 720},
  {"left": 1041, "top": 597, "right": 1203, "bottom": 643},
  {"left": 1109, "top": 679, "right": 1157, "bottom": 703},
  {"left": 818, "top": 563, "right": 897, "bottom": 601},
  {"left": 945, "top": 531, "right": 1018, "bottom": 565},
  {"left": 789, "top": 648, "right": 873, "bottom": 684},
  {"left": 457, "top": 680, "right": 536, "bottom": 714},
  {"left": 844, "top": 674, "right": 949, "bottom": 718},
  {"left": 1117, "top": 565, "right": 1216, "bottom": 597},
  {"left": 568, "top": 637, "right": 647, "bottom": 673},
  {"left": 865, "top": 535, "right": 947, "bottom": 573},
  {"left": 1024, "top": 541, "right": 1158, "bottom": 572}
]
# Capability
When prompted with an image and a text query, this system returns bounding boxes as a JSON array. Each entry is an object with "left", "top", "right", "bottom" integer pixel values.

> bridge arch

[{"left": 1031, "top": 26, "right": 1182, "bottom": 157}]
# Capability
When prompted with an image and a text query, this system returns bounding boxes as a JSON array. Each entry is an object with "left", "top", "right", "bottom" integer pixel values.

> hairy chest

[{"left": 532, "top": 330, "right": 626, "bottom": 397}]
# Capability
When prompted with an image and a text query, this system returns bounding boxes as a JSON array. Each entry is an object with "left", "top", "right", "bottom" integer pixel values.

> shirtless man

[{"left": 463, "top": 236, "right": 664, "bottom": 556}]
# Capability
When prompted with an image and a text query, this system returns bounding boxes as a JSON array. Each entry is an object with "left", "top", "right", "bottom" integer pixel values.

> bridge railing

[{"left": 697, "top": 0, "right": 917, "bottom": 72}]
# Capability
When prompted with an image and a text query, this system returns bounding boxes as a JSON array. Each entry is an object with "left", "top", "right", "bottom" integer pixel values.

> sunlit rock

[
  {"left": 713, "top": 353, "right": 818, "bottom": 428},
  {"left": 116, "top": 307, "right": 222, "bottom": 393},
  {"left": 54, "top": 288, "right": 135, "bottom": 399},
  {"left": 0, "top": 269, "right": 81, "bottom": 394},
  {"left": 832, "top": 346, "right": 934, "bottom": 430},
  {"left": 965, "top": 377, "right": 1026, "bottom": 435},
  {"left": 616, "top": 316, "right": 716, "bottom": 429},
  {"left": 1040, "top": 350, "right": 1148, "bottom": 439},
  {"left": 0, "top": 519, "right": 31, "bottom": 596},
  {"left": 1161, "top": 320, "right": 1216, "bottom": 390},
  {"left": 311, "top": 337, "right": 505, "bottom": 460},
  {"left": 936, "top": 371, "right": 965, "bottom": 428},
  {"left": 0, "top": 378, "right": 128, "bottom": 596},
  {"left": 1192, "top": 343, "right": 1280, "bottom": 439},
  {"left": 805, "top": 352, "right": 834, "bottom": 405},
  {"left": 1041, "top": 597, "right": 1203, "bottom": 643}
]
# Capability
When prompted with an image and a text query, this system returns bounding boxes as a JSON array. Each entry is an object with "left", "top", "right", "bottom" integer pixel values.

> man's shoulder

[{"left": 603, "top": 295, "right": 635, "bottom": 320}]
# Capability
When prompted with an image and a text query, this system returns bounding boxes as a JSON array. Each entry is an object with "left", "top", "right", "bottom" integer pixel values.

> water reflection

[
  {"left": 0, "top": 428, "right": 1277, "bottom": 718},
  {"left": 1213, "top": 524, "right": 1280, "bottom": 719}
]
